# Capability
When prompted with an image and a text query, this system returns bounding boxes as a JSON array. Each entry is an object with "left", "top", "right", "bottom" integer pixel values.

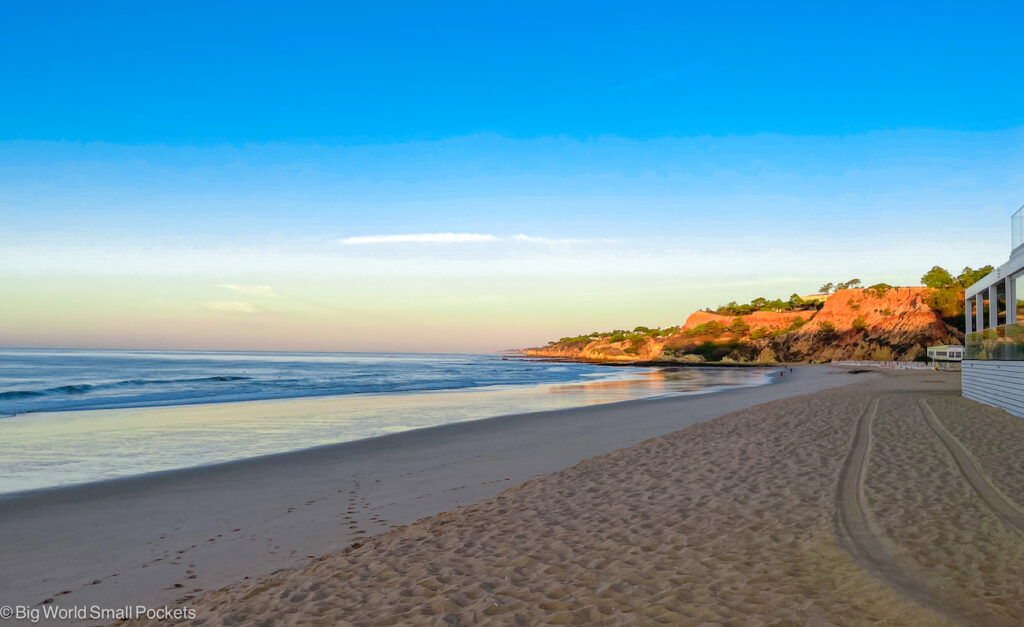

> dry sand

[
  {"left": 0, "top": 366, "right": 864, "bottom": 625},
  {"left": 115, "top": 370, "right": 1024, "bottom": 626}
]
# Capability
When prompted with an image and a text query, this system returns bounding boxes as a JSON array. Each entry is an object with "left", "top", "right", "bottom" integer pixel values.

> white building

[
  {"left": 927, "top": 344, "right": 964, "bottom": 363},
  {"left": 962, "top": 205, "right": 1024, "bottom": 417}
]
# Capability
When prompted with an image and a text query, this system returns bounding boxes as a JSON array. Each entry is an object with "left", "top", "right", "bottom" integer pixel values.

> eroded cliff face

[
  {"left": 758, "top": 287, "right": 960, "bottom": 362},
  {"left": 523, "top": 286, "right": 963, "bottom": 363},
  {"left": 681, "top": 310, "right": 808, "bottom": 333}
]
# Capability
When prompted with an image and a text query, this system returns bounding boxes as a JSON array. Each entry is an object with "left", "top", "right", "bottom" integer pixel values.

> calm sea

[{"left": 0, "top": 348, "right": 775, "bottom": 494}]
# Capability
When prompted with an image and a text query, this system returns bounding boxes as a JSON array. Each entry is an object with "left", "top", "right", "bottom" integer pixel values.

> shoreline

[
  {"left": 0, "top": 372, "right": 776, "bottom": 504},
  {"left": 0, "top": 365, "right": 776, "bottom": 495},
  {"left": 0, "top": 360, "right": 620, "bottom": 418},
  {"left": 0, "top": 349, "right": 629, "bottom": 419},
  {"left": 0, "top": 366, "right": 866, "bottom": 623},
  {"left": 0, "top": 360, "right": 774, "bottom": 420}
]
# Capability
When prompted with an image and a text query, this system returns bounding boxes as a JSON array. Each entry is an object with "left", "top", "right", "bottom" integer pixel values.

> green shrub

[
  {"left": 852, "top": 315, "right": 867, "bottom": 330},
  {"left": 624, "top": 335, "right": 649, "bottom": 354},
  {"left": 685, "top": 320, "right": 727, "bottom": 337},
  {"left": 956, "top": 265, "right": 994, "bottom": 288},
  {"left": 867, "top": 283, "right": 892, "bottom": 297},
  {"left": 728, "top": 317, "right": 750, "bottom": 335},
  {"left": 558, "top": 335, "right": 594, "bottom": 344},
  {"left": 926, "top": 287, "right": 962, "bottom": 318},
  {"left": 691, "top": 341, "right": 740, "bottom": 361},
  {"left": 921, "top": 266, "right": 954, "bottom": 288},
  {"left": 784, "top": 317, "right": 806, "bottom": 333},
  {"left": 766, "top": 316, "right": 808, "bottom": 338}
]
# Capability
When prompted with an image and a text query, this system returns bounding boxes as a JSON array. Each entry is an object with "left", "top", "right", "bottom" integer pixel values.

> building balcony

[
  {"left": 1014, "top": 205, "right": 1024, "bottom": 252},
  {"left": 966, "top": 323, "right": 1024, "bottom": 360}
]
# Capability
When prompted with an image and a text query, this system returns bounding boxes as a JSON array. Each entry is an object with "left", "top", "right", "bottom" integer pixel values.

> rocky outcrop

[
  {"left": 528, "top": 335, "right": 666, "bottom": 362},
  {"left": 523, "top": 286, "right": 963, "bottom": 363},
  {"left": 523, "top": 341, "right": 659, "bottom": 362}
]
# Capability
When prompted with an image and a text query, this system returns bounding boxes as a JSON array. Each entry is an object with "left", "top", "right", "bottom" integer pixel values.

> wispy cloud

[
  {"left": 219, "top": 284, "right": 277, "bottom": 297},
  {"left": 204, "top": 301, "right": 259, "bottom": 314},
  {"left": 339, "top": 233, "right": 497, "bottom": 245}
]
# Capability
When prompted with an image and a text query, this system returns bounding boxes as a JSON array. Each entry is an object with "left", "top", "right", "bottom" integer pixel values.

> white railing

[
  {"left": 1014, "top": 205, "right": 1024, "bottom": 251},
  {"left": 830, "top": 360, "right": 934, "bottom": 370}
]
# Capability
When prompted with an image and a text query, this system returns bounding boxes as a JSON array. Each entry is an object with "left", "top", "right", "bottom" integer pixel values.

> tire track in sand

[
  {"left": 919, "top": 398, "right": 1024, "bottom": 536},
  {"left": 836, "top": 396, "right": 965, "bottom": 624}
]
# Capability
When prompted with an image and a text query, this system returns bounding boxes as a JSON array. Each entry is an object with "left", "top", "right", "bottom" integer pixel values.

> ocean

[
  {"left": 0, "top": 348, "right": 776, "bottom": 494},
  {"left": 0, "top": 348, "right": 627, "bottom": 415}
]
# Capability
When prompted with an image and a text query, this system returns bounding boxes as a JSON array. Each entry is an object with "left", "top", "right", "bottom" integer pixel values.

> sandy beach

[
  {"left": 124, "top": 369, "right": 1024, "bottom": 625},
  {"left": 0, "top": 366, "right": 859, "bottom": 625},
  {"left": 6, "top": 366, "right": 1024, "bottom": 625}
]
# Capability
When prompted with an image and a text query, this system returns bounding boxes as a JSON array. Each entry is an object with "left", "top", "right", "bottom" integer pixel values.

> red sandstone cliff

[
  {"left": 680, "top": 310, "right": 808, "bottom": 333},
  {"left": 523, "top": 286, "right": 962, "bottom": 363}
]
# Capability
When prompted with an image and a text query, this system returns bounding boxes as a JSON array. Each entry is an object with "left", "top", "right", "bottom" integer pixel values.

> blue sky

[
  {"left": 2, "top": 2, "right": 1023, "bottom": 351},
  {"left": 4, "top": 2, "right": 1023, "bottom": 141}
]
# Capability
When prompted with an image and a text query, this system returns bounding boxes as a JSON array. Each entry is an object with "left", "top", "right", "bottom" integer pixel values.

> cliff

[
  {"left": 681, "top": 310, "right": 808, "bottom": 334},
  {"left": 523, "top": 286, "right": 963, "bottom": 364}
]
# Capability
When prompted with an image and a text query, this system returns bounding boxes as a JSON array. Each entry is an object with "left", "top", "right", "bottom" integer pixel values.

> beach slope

[
  {"left": 0, "top": 367, "right": 860, "bottom": 623},
  {"left": 125, "top": 370, "right": 1024, "bottom": 625}
]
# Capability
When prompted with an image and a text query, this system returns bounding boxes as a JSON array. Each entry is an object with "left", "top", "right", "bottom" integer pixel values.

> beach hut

[
  {"left": 962, "top": 205, "right": 1024, "bottom": 417},
  {"left": 926, "top": 344, "right": 963, "bottom": 370}
]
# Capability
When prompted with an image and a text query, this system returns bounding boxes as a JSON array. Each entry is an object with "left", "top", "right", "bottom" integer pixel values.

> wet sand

[
  {"left": 0, "top": 366, "right": 863, "bottom": 625},
  {"left": 120, "top": 369, "right": 1024, "bottom": 625}
]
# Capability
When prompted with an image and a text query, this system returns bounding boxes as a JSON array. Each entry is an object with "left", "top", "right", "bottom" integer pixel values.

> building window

[{"left": 1017, "top": 274, "right": 1024, "bottom": 322}]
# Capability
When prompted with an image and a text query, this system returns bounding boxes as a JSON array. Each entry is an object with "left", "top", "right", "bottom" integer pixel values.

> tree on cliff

[
  {"left": 957, "top": 265, "right": 994, "bottom": 288},
  {"left": 728, "top": 317, "right": 750, "bottom": 335},
  {"left": 819, "top": 282, "right": 834, "bottom": 294},
  {"left": 921, "top": 266, "right": 955, "bottom": 288},
  {"left": 915, "top": 264, "right": 993, "bottom": 332}
]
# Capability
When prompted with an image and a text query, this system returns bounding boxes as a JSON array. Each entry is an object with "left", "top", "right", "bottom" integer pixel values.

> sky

[{"left": 2, "top": 1, "right": 1023, "bottom": 352}]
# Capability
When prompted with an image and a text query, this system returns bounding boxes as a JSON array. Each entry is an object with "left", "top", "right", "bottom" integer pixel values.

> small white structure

[
  {"left": 927, "top": 345, "right": 963, "bottom": 369},
  {"left": 927, "top": 345, "right": 964, "bottom": 361},
  {"left": 962, "top": 205, "right": 1024, "bottom": 417},
  {"left": 800, "top": 293, "right": 829, "bottom": 304}
]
